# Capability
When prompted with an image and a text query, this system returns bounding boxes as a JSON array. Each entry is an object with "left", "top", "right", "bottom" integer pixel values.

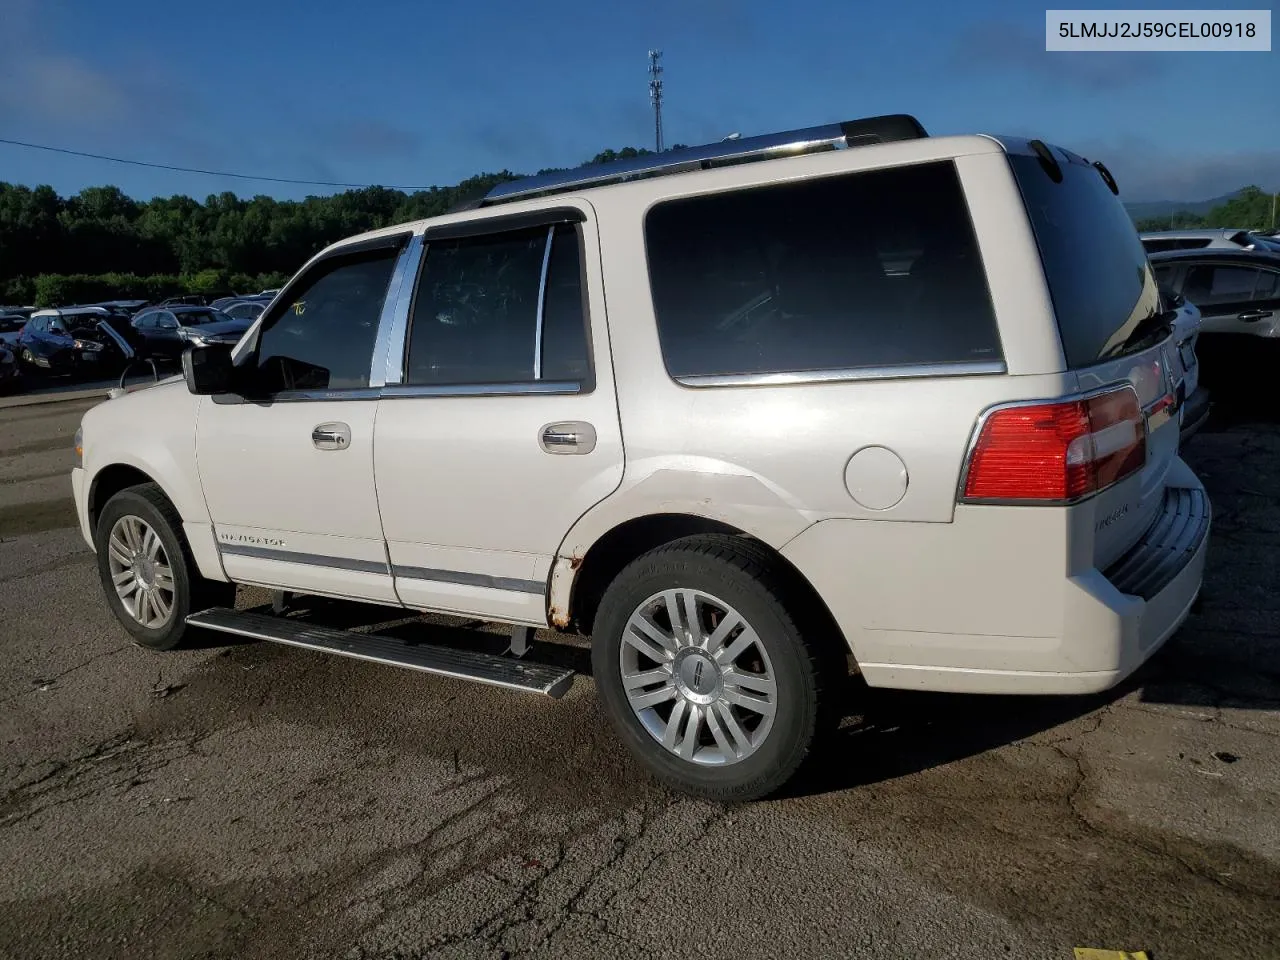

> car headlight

[
  {"left": 74, "top": 425, "right": 83, "bottom": 467},
  {"left": 73, "top": 339, "right": 104, "bottom": 352}
]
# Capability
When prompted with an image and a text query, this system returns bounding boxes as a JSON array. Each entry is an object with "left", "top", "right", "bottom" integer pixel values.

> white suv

[{"left": 72, "top": 115, "right": 1211, "bottom": 800}]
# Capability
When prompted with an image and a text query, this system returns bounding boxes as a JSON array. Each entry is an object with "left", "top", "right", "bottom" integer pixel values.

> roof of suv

[{"left": 309, "top": 115, "right": 1064, "bottom": 266}]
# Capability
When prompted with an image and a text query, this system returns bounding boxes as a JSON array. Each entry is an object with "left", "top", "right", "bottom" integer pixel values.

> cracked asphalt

[{"left": 1, "top": 366, "right": 1278, "bottom": 960}]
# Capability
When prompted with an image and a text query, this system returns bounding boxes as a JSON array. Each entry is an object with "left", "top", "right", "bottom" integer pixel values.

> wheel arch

[
  {"left": 86, "top": 461, "right": 227, "bottom": 583},
  {"left": 551, "top": 512, "right": 850, "bottom": 663}
]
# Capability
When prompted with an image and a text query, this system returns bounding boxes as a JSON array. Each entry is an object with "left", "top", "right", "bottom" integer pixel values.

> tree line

[
  {"left": 0, "top": 146, "right": 672, "bottom": 307},
  {"left": 1132, "top": 185, "right": 1277, "bottom": 234},
  {"left": 0, "top": 146, "right": 1272, "bottom": 307}
]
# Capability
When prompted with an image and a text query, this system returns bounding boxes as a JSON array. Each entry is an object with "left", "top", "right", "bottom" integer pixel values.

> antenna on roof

[{"left": 648, "top": 50, "right": 664, "bottom": 153}]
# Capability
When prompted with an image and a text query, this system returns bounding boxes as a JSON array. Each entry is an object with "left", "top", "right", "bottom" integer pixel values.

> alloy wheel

[{"left": 619, "top": 588, "right": 777, "bottom": 766}]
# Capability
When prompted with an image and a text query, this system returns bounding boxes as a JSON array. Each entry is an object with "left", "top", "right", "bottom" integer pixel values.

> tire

[
  {"left": 94, "top": 482, "right": 234, "bottom": 650},
  {"left": 592, "top": 534, "right": 838, "bottom": 802}
]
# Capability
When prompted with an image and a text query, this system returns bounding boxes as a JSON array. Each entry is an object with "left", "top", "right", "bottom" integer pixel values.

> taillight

[{"left": 961, "top": 386, "right": 1146, "bottom": 503}]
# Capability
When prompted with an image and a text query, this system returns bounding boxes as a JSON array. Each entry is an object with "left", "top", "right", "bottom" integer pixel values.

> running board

[{"left": 186, "top": 607, "right": 575, "bottom": 698}]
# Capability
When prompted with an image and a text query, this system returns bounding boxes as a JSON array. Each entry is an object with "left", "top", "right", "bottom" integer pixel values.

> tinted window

[
  {"left": 175, "top": 309, "right": 228, "bottom": 326},
  {"left": 405, "top": 223, "right": 591, "bottom": 386},
  {"left": 1254, "top": 269, "right": 1280, "bottom": 300},
  {"left": 1142, "top": 239, "right": 1180, "bottom": 254},
  {"left": 1183, "top": 265, "right": 1260, "bottom": 305},
  {"left": 228, "top": 303, "right": 264, "bottom": 320},
  {"left": 254, "top": 249, "right": 397, "bottom": 393},
  {"left": 1009, "top": 153, "right": 1160, "bottom": 369},
  {"left": 644, "top": 161, "right": 1000, "bottom": 380}
]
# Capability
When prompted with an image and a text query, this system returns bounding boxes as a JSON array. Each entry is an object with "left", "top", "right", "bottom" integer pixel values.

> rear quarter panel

[{"left": 557, "top": 143, "right": 1074, "bottom": 562}]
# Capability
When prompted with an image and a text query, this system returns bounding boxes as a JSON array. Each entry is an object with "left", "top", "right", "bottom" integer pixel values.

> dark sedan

[
  {"left": 0, "top": 343, "right": 21, "bottom": 393},
  {"left": 130, "top": 306, "right": 251, "bottom": 361}
]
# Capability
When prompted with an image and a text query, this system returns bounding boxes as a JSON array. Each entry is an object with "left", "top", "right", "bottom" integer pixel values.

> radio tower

[{"left": 648, "top": 50, "right": 664, "bottom": 153}]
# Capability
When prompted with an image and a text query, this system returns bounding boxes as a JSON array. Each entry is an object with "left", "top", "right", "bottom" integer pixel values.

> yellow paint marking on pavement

[{"left": 1074, "top": 950, "right": 1151, "bottom": 960}]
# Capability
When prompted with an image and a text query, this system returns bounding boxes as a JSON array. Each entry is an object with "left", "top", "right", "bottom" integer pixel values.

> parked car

[
  {"left": 0, "top": 343, "right": 21, "bottom": 393},
  {"left": 130, "top": 306, "right": 250, "bottom": 361},
  {"left": 16, "top": 307, "right": 134, "bottom": 378},
  {"left": 91, "top": 300, "right": 151, "bottom": 317},
  {"left": 159, "top": 295, "right": 207, "bottom": 307},
  {"left": 1149, "top": 248, "right": 1280, "bottom": 339},
  {"left": 72, "top": 115, "right": 1210, "bottom": 801},
  {"left": 1141, "top": 228, "right": 1280, "bottom": 256},
  {"left": 0, "top": 314, "right": 26, "bottom": 348},
  {"left": 1159, "top": 286, "right": 1209, "bottom": 440}
]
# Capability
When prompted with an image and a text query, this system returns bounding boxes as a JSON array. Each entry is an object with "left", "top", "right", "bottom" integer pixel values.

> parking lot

[{"left": 1, "top": 378, "right": 1277, "bottom": 959}]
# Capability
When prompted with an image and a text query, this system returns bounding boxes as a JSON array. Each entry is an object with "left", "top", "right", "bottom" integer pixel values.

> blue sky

[{"left": 0, "top": 0, "right": 1276, "bottom": 203}]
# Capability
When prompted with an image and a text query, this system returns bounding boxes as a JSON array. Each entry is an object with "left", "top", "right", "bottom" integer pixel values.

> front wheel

[
  {"left": 94, "top": 483, "right": 234, "bottom": 650},
  {"left": 592, "top": 534, "right": 837, "bottom": 802}
]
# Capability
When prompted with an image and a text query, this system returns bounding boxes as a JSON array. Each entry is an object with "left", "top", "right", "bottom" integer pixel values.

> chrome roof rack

[{"left": 476, "top": 113, "right": 927, "bottom": 208}]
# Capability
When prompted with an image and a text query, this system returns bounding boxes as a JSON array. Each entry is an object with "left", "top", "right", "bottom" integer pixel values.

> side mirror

[{"left": 181, "top": 345, "right": 236, "bottom": 395}]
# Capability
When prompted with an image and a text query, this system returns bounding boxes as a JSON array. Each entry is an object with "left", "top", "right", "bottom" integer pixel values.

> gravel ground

[{"left": 0, "top": 369, "right": 1277, "bottom": 960}]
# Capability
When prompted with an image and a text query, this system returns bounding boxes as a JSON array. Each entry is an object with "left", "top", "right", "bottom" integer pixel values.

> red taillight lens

[{"left": 962, "top": 387, "right": 1146, "bottom": 502}]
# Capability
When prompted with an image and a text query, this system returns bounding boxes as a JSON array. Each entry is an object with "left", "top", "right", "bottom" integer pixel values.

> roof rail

[{"left": 477, "top": 113, "right": 927, "bottom": 207}]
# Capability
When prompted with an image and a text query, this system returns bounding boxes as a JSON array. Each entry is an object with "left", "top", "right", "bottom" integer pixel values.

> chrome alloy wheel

[
  {"left": 620, "top": 589, "right": 777, "bottom": 766},
  {"left": 106, "top": 515, "right": 176, "bottom": 629}
]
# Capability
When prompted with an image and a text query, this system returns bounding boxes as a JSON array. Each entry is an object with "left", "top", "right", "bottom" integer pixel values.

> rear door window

[
  {"left": 1009, "top": 152, "right": 1161, "bottom": 369},
  {"left": 403, "top": 223, "right": 592, "bottom": 387},
  {"left": 643, "top": 161, "right": 1001, "bottom": 380},
  {"left": 1182, "top": 265, "right": 1261, "bottom": 305}
]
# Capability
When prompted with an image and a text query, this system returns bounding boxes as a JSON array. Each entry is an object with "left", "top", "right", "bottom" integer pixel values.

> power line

[{"left": 0, "top": 136, "right": 432, "bottom": 191}]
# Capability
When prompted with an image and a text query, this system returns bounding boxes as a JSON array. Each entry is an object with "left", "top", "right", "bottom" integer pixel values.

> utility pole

[{"left": 648, "top": 50, "right": 664, "bottom": 153}]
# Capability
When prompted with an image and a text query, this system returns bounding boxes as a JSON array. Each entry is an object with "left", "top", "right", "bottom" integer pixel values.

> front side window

[
  {"left": 253, "top": 248, "right": 398, "bottom": 393},
  {"left": 644, "top": 161, "right": 1001, "bottom": 380},
  {"left": 404, "top": 223, "right": 591, "bottom": 387},
  {"left": 1182, "top": 265, "right": 1260, "bottom": 305}
]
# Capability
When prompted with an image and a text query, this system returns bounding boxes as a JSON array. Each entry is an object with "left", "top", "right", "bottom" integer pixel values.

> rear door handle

[
  {"left": 540, "top": 421, "right": 596, "bottom": 455},
  {"left": 312, "top": 422, "right": 351, "bottom": 450},
  {"left": 1237, "top": 309, "right": 1273, "bottom": 322}
]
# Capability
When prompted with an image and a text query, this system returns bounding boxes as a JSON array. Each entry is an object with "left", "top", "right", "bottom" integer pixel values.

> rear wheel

[
  {"left": 94, "top": 483, "right": 234, "bottom": 650},
  {"left": 592, "top": 534, "right": 837, "bottom": 801}
]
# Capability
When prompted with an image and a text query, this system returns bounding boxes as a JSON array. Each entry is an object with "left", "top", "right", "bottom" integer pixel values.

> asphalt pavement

[{"left": 1, "top": 387, "right": 1277, "bottom": 960}]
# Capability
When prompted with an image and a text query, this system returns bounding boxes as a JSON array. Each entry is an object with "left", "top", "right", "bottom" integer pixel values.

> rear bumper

[{"left": 780, "top": 460, "right": 1211, "bottom": 695}]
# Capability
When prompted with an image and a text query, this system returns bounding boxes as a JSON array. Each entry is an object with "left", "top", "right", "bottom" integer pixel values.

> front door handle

[
  {"left": 540, "top": 421, "right": 597, "bottom": 455},
  {"left": 1237, "top": 309, "right": 1273, "bottom": 322},
  {"left": 312, "top": 422, "right": 351, "bottom": 450}
]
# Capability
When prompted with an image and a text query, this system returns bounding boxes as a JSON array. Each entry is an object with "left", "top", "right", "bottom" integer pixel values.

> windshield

[{"left": 1009, "top": 152, "right": 1161, "bottom": 369}]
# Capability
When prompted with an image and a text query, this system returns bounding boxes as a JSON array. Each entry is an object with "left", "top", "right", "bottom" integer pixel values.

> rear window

[
  {"left": 1009, "top": 153, "right": 1161, "bottom": 369},
  {"left": 644, "top": 161, "right": 1001, "bottom": 380}
]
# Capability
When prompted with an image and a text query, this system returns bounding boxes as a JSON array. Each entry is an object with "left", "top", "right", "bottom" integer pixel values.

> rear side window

[
  {"left": 1183, "top": 264, "right": 1260, "bottom": 305},
  {"left": 1009, "top": 153, "right": 1161, "bottom": 369},
  {"left": 404, "top": 223, "right": 591, "bottom": 387},
  {"left": 644, "top": 161, "right": 1001, "bottom": 380}
]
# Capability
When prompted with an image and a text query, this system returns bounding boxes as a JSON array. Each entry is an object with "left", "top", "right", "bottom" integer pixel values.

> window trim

[
  {"left": 394, "top": 218, "right": 596, "bottom": 395},
  {"left": 641, "top": 159, "right": 1004, "bottom": 388}
]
